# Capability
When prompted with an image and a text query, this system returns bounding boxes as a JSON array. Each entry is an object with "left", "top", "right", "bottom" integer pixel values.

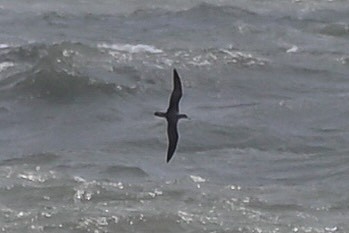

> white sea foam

[
  {"left": 0, "top": 44, "right": 9, "bottom": 49},
  {"left": 190, "top": 175, "right": 206, "bottom": 183},
  {"left": 220, "top": 49, "right": 267, "bottom": 66},
  {"left": 0, "top": 62, "right": 14, "bottom": 72},
  {"left": 73, "top": 176, "right": 86, "bottom": 183},
  {"left": 287, "top": 45, "right": 299, "bottom": 53},
  {"left": 18, "top": 172, "right": 46, "bottom": 183},
  {"left": 98, "top": 43, "right": 163, "bottom": 54},
  {"left": 177, "top": 211, "right": 193, "bottom": 223},
  {"left": 188, "top": 60, "right": 211, "bottom": 66}
]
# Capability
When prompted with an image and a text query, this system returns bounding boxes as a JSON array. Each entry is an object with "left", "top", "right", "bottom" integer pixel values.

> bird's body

[{"left": 155, "top": 69, "right": 188, "bottom": 163}]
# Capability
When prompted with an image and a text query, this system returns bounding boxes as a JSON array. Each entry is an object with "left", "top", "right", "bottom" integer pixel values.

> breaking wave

[{"left": 0, "top": 42, "right": 143, "bottom": 102}]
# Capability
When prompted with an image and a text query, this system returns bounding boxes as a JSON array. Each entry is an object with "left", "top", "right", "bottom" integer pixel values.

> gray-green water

[{"left": 1, "top": 0, "right": 349, "bottom": 232}]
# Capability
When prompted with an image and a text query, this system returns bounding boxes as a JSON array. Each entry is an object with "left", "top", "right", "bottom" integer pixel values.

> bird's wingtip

[
  {"left": 173, "top": 68, "right": 181, "bottom": 84},
  {"left": 167, "top": 153, "right": 174, "bottom": 163}
]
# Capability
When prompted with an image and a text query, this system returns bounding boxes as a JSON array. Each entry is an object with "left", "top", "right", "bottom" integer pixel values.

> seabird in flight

[{"left": 155, "top": 69, "right": 188, "bottom": 163}]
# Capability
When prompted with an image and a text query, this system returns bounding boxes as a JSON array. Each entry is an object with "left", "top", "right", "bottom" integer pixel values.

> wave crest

[
  {"left": 15, "top": 68, "right": 117, "bottom": 101},
  {"left": 0, "top": 42, "right": 141, "bottom": 102},
  {"left": 98, "top": 43, "right": 163, "bottom": 54}
]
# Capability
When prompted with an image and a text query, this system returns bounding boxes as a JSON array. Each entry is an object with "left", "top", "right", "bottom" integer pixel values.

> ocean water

[{"left": 1, "top": 0, "right": 349, "bottom": 232}]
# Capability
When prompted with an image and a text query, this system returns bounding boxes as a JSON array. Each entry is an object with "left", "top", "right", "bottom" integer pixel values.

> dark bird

[{"left": 155, "top": 69, "right": 188, "bottom": 163}]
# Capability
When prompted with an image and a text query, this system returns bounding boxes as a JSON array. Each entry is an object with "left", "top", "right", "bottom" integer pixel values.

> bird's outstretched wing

[
  {"left": 167, "top": 69, "right": 183, "bottom": 113},
  {"left": 166, "top": 119, "right": 179, "bottom": 163}
]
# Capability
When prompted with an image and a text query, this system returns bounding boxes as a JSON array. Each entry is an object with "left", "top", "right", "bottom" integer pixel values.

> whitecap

[
  {"left": 98, "top": 43, "right": 163, "bottom": 54},
  {"left": 17, "top": 172, "right": 46, "bottom": 183},
  {"left": 229, "top": 185, "right": 241, "bottom": 190},
  {"left": 190, "top": 175, "right": 206, "bottom": 183},
  {"left": 0, "top": 62, "right": 14, "bottom": 72},
  {"left": 188, "top": 60, "right": 211, "bottom": 66},
  {"left": 148, "top": 188, "right": 163, "bottom": 198},
  {"left": 73, "top": 176, "right": 86, "bottom": 183},
  {"left": 0, "top": 44, "right": 9, "bottom": 49},
  {"left": 220, "top": 49, "right": 267, "bottom": 66},
  {"left": 325, "top": 226, "right": 338, "bottom": 232},
  {"left": 287, "top": 45, "right": 299, "bottom": 53},
  {"left": 177, "top": 211, "right": 193, "bottom": 223}
]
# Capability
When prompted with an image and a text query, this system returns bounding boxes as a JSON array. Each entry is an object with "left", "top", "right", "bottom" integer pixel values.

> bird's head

[{"left": 154, "top": 111, "right": 166, "bottom": 118}]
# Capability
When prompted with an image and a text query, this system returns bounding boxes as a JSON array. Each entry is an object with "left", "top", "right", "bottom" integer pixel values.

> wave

[
  {"left": 0, "top": 62, "right": 14, "bottom": 72},
  {"left": 127, "top": 2, "right": 258, "bottom": 22},
  {"left": 319, "top": 23, "right": 349, "bottom": 37},
  {"left": 14, "top": 67, "right": 118, "bottom": 102},
  {"left": 0, "top": 44, "right": 10, "bottom": 49},
  {"left": 0, "top": 39, "right": 268, "bottom": 104},
  {"left": 102, "top": 165, "right": 149, "bottom": 178},
  {"left": 0, "top": 152, "right": 60, "bottom": 166},
  {"left": 98, "top": 43, "right": 163, "bottom": 54},
  {"left": 0, "top": 42, "right": 143, "bottom": 102},
  {"left": 100, "top": 44, "right": 268, "bottom": 69}
]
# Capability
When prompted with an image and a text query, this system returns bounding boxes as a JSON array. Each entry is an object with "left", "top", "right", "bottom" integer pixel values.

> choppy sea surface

[{"left": 1, "top": 0, "right": 349, "bottom": 232}]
